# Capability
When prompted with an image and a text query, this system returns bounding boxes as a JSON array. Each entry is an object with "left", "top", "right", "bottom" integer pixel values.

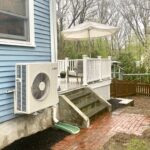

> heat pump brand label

[{"left": 52, "top": 67, "right": 57, "bottom": 70}]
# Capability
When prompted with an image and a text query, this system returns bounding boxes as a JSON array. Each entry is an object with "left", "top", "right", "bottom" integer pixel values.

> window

[{"left": 0, "top": 0, "right": 35, "bottom": 46}]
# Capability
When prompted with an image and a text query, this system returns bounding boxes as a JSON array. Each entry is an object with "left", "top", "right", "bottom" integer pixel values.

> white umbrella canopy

[{"left": 62, "top": 21, "right": 119, "bottom": 40}]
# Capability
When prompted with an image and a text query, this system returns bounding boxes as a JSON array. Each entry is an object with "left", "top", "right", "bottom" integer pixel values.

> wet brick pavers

[{"left": 51, "top": 112, "right": 150, "bottom": 150}]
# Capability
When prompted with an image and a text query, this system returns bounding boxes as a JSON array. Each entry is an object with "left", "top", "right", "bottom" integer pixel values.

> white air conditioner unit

[{"left": 14, "top": 62, "right": 59, "bottom": 114}]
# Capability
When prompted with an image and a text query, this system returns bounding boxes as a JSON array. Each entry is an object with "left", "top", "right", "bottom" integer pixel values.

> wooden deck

[{"left": 58, "top": 77, "right": 83, "bottom": 93}]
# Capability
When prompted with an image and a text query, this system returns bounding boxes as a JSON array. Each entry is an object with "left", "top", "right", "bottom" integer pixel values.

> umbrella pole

[{"left": 88, "top": 29, "right": 91, "bottom": 57}]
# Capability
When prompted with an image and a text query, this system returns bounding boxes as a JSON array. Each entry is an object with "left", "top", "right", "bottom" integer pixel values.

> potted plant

[{"left": 60, "top": 71, "right": 66, "bottom": 78}]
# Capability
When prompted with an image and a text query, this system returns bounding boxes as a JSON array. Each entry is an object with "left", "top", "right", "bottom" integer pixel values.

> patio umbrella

[{"left": 62, "top": 21, "right": 119, "bottom": 56}]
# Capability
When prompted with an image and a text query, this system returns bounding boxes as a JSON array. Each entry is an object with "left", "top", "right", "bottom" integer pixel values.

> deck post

[
  {"left": 65, "top": 57, "right": 69, "bottom": 81},
  {"left": 97, "top": 56, "right": 102, "bottom": 81},
  {"left": 65, "top": 57, "right": 69, "bottom": 72},
  {"left": 108, "top": 56, "right": 112, "bottom": 79},
  {"left": 83, "top": 55, "right": 88, "bottom": 86}
]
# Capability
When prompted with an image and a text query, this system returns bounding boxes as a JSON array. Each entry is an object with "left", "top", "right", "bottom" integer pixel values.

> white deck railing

[
  {"left": 58, "top": 58, "right": 82, "bottom": 75},
  {"left": 86, "top": 58, "right": 102, "bottom": 83},
  {"left": 58, "top": 59, "right": 66, "bottom": 74},
  {"left": 101, "top": 57, "right": 111, "bottom": 79},
  {"left": 57, "top": 56, "right": 111, "bottom": 85}
]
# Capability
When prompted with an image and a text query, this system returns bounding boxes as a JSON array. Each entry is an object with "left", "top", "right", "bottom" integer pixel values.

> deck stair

[{"left": 59, "top": 87, "right": 111, "bottom": 128}]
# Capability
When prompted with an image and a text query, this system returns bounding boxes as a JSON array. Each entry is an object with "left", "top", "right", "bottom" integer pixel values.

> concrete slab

[{"left": 116, "top": 98, "right": 134, "bottom": 106}]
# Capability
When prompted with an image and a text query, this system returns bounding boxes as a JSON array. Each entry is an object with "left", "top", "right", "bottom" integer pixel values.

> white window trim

[{"left": 0, "top": 0, "right": 35, "bottom": 47}]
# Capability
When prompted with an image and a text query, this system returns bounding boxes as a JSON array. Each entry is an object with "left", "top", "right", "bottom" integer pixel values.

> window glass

[
  {"left": 0, "top": 0, "right": 28, "bottom": 41},
  {"left": 0, "top": 13, "right": 25, "bottom": 37},
  {"left": 0, "top": 0, "right": 26, "bottom": 16}
]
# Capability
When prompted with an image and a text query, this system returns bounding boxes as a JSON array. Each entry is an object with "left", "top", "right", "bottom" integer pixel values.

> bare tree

[
  {"left": 56, "top": 0, "right": 70, "bottom": 58},
  {"left": 58, "top": 0, "right": 150, "bottom": 58},
  {"left": 114, "top": 0, "right": 150, "bottom": 48},
  {"left": 78, "top": 0, "right": 94, "bottom": 23},
  {"left": 56, "top": 0, "right": 70, "bottom": 32},
  {"left": 96, "top": 0, "right": 115, "bottom": 24},
  {"left": 67, "top": 0, "right": 96, "bottom": 28}
]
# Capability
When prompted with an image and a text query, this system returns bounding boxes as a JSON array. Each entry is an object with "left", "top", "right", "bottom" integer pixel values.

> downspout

[
  {"left": 50, "top": 1, "right": 80, "bottom": 135},
  {"left": 52, "top": 105, "right": 59, "bottom": 123},
  {"left": 50, "top": 0, "right": 59, "bottom": 123}
]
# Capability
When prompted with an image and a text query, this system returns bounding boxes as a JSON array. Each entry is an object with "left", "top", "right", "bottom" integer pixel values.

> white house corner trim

[
  {"left": 50, "top": 0, "right": 58, "bottom": 62},
  {"left": 29, "top": 0, "right": 35, "bottom": 47}
]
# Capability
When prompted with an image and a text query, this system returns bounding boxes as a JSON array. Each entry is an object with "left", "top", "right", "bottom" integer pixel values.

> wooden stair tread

[
  {"left": 66, "top": 89, "right": 91, "bottom": 100},
  {"left": 85, "top": 105, "right": 106, "bottom": 118},
  {"left": 76, "top": 99, "right": 100, "bottom": 109}
]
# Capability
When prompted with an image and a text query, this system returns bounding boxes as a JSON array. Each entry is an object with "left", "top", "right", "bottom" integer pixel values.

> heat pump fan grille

[{"left": 31, "top": 73, "right": 50, "bottom": 101}]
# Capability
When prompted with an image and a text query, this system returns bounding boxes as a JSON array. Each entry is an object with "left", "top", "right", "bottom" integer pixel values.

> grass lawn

[
  {"left": 101, "top": 96, "right": 150, "bottom": 150},
  {"left": 101, "top": 129, "right": 150, "bottom": 150}
]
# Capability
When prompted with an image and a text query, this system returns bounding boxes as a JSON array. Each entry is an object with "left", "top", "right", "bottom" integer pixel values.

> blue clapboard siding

[{"left": 0, "top": 0, "right": 52, "bottom": 123}]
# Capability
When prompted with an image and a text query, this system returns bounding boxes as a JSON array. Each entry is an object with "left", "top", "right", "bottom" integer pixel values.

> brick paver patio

[{"left": 51, "top": 111, "right": 150, "bottom": 150}]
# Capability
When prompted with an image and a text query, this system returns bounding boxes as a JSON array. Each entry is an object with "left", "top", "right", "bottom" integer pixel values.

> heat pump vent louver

[
  {"left": 17, "top": 65, "right": 21, "bottom": 78},
  {"left": 17, "top": 81, "right": 21, "bottom": 111},
  {"left": 15, "top": 62, "right": 59, "bottom": 114},
  {"left": 16, "top": 65, "right": 27, "bottom": 112},
  {"left": 22, "top": 65, "right": 27, "bottom": 111}
]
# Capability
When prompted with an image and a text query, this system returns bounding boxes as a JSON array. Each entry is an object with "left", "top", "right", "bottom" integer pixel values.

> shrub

[{"left": 127, "top": 139, "right": 149, "bottom": 150}]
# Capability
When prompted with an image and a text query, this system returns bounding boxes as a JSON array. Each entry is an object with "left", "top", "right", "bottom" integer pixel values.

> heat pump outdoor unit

[{"left": 14, "top": 62, "right": 59, "bottom": 114}]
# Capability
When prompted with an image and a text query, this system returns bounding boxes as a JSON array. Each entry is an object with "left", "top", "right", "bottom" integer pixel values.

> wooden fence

[
  {"left": 111, "top": 79, "right": 150, "bottom": 97},
  {"left": 136, "top": 83, "right": 150, "bottom": 96}
]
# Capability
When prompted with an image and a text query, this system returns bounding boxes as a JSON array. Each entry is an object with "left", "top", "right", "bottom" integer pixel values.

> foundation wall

[{"left": 0, "top": 108, "right": 53, "bottom": 150}]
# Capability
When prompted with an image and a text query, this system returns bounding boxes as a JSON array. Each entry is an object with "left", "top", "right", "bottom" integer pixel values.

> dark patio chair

[
  {"left": 74, "top": 60, "right": 83, "bottom": 83},
  {"left": 67, "top": 60, "right": 83, "bottom": 83}
]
